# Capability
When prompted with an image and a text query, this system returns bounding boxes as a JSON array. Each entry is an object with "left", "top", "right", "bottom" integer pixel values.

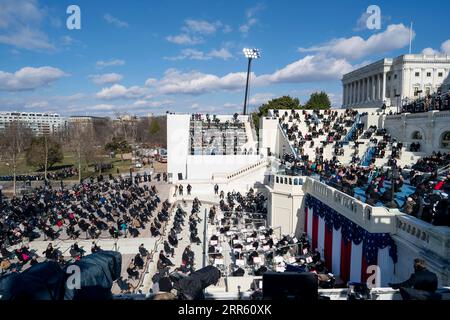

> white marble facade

[{"left": 342, "top": 54, "right": 450, "bottom": 109}]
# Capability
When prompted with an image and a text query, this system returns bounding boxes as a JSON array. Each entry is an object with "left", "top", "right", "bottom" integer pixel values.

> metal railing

[
  {"left": 277, "top": 123, "right": 297, "bottom": 158},
  {"left": 343, "top": 113, "right": 361, "bottom": 143},
  {"left": 360, "top": 143, "right": 376, "bottom": 166}
]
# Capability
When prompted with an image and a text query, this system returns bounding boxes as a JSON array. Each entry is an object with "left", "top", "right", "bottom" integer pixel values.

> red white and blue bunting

[{"left": 304, "top": 195, "right": 397, "bottom": 285}]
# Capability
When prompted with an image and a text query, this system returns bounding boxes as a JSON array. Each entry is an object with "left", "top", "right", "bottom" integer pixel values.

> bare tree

[
  {"left": 0, "top": 122, "right": 32, "bottom": 195},
  {"left": 67, "top": 122, "right": 97, "bottom": 182}
]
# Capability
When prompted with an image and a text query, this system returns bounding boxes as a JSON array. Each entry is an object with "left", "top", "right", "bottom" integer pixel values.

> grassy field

[
  {"left": 0, "top": 152, "right": 137, "bottom": 179},
  {"left": 0, "top": 150, "right": 168, "bottom": 178}
]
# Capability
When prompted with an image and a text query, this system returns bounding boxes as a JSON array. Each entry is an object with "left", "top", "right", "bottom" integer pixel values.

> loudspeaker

[{"left": 262, "top": 272, "right": 318, "bottom": 300}]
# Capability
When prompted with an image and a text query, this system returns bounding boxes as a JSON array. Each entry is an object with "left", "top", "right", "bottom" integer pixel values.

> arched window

[
  {"left": 289, "top": 178, "right": 292, "bottom": 185},
  {"left": 411, "top": 131, "right": 423, "bottom": 140},
  {"left": 294, "top": 178, "right": 299, "bottom": 185},
  {"left": 276, "top": 176, "right": 279, "bottom": 183},
  {"left": 284, "top": 177, "right": 288, "bottom": 184},
  {"left": 441, "top": 131, "right": 450, "bottom": 149}
]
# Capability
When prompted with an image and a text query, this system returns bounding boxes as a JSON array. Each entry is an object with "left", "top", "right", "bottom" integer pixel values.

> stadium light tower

[{"left": 242, "top": 48, "right": 261, "bottom": 115}]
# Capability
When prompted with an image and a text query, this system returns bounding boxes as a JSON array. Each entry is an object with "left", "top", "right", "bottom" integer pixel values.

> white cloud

[
  {"left": 183, "top": 19, "right": 220, "bottom": 34},
  {"left": 239, "top": 18, "right": 257, "bottom": 34},
  {"left": 422, "top": 47, "right": 440, "bottom": 55},
  {"left": 0, "top": 66, "right": 66, "bottom": 91},
  {"left": 89, "top": 73, "right": 123, "bottom": 85},
  {"left": 133, "top": 99, "right": 173, "bottom": 108},
  {"left": 354, "top": 12, "right": 372, "bottom": 32},
  {"left": 145, "top": 78, "right": 157, "bottom": 86},
  {"left": 327, "top": 92, "right": 343, "bottom": 108},
  {"left": 165, "top": 48, "right": 209, "bottom": 61},
  {"left": 209, "top": 48, "right": 233, "bottom": 60},
  {"left": 442, "top": 40, "right": 450, "bottom": 54},
  {"left": 223, "top": 25, "right": 233, "bottom": 34},
  {"left": 239, "top": 3, "right": 264, "bottom": 35},
  {"left": 164, "top": 48, "right": 233, "bottom": 61},
  {"left": 84, "top": 104, "right": 117, "bottom": 111},
  {"left": 147, "top": 54, "right": 353, "bottom": 96},
  {"left": 299, "top": 24, "right": 414, "bottom": 60},
  {"left": 0, "top": 0, "right": 54, "bottom": 51},
  {"left": 104, "top": 13, "right": 129, "bottom": 28},
  {"left": 96, "top": 59, "right": 125, "bottom": 68},
  {"left": 257, "top": 55, "right": 353, "bottom": 84},
  {"left": 249, "top": 93, "right": 275, "bottom": 106},
  {"left": 354, "top": 11, "right": 391, "bottom": 31},
  {"left": 24, "top": 100, "right": 50, "bottom": 109},
  {"left": 167, "top": 19, "right": 230, "bottom": 45},
  {"left": 96, "top": 84, "right": 147, "bottom": 100},
  {"left": 422, "top": 39, "right": 450, "bottom": 55},
  {"left": 166, "top": 34, "right": 203, "bottom": 45},
  {"left": 150, "top": 68, "right": 249, "bottom": 95}
]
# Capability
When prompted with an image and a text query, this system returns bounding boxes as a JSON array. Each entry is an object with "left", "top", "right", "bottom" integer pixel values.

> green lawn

[{"left": 0, "top": 151, "right": 134, "bottom": 180}]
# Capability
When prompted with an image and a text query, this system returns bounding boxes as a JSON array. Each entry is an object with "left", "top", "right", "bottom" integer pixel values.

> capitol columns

[
  {"left": 382, "top": 72, "right": 387, "bottom": 103},
  {"left": 372, "top": 76, "right": 376, "bottom": 101}
]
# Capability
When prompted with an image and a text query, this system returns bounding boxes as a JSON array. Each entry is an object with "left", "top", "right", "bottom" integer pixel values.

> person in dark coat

[
  {"left": 389, "top": 258, "right": 439, "bottom": 300},
  {"left": 159, "top": 250, "right": 174, "bottom": 266},
  {"left": 134, "top": 253, "right": 144, "bottom": 269}
]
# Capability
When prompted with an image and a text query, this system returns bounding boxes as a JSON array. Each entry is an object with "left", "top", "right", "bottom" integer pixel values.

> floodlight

[
  {"left": 242, "top": 48, "right": 261, "bottom": 115},
  {"left": 243, "top": 48, "right": 261, "bottom": 59}
]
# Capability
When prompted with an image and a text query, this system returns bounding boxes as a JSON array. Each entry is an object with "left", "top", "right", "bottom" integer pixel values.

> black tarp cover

[
  {"left": 64, "top": 250, "right": 122, "bottom": 300},
  {"left": 0, "top": 272, "right": 21, "bottom": 300},
  {"left": 0, "top": 251, "right": 121, "bottom": 300},
  {"left": 0, "top": 261, "right": 66, "bottom": 300},
  {"left": 178, "top": 265, "right": 221, "bottom": 300}
]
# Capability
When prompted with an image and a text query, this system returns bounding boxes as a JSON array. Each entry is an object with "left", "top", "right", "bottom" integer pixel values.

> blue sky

[{"left": 0, "top": 0, "right": 449, "bottom": 116}]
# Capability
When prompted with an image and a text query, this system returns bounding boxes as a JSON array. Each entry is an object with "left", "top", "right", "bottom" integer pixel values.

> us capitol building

[{"left": 342, "top": 54, "right": 450, "bottom": 110}]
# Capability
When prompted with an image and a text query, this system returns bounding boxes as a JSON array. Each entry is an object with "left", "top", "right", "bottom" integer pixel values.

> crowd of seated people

[
  {"left": 189, "top": 198, "right": 203, "bottom": 245},
  {"left": 1, "top": 238, "right": 150, "bottom": 288},
  {"left": 277, "top": 109, "right": 364, "bottom": 164},
  {"left": 219, "top": 188, "right": 267, "bottom": 219},
  {"left": 280, "top": 144, "right": 450, "bottom": 226},
  {"left": 401, "top": 90, "right": 450, "bottom": 114},
  {"left": 189, "top": 113, "right": 247, "bottom": 156},
  {"left": 207, "top": 210, "right": 336, "bottom": 289},
  {"left": 0, "top": 167, "right": 79, "bottom": 182},
  {"left": 409, "top": 152, "right": 450, "bottom": 173},
  {"left": 151, "top": 198, "right": 204, "bottom": 294},
  {"left": 0, "top": 175, "right": 162, "bottom": 255},
  {"left": 162, "top": 198, "right": 202, "bottom": 272}
]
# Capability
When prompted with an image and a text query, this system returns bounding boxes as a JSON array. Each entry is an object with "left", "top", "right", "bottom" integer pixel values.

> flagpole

[{"left": 409, "top": 22, "right": 413, "bottom": 54}]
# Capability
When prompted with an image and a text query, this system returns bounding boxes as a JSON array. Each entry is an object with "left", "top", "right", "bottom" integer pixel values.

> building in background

[
  {"left": 0, "top": 111, "right": 67, "bottom": 135},
  {"left": 342, "top": 54, "right": 450, "bottom": 110},
  {"left": 69, "top": 115, "right": 110, "bottom": 131}
]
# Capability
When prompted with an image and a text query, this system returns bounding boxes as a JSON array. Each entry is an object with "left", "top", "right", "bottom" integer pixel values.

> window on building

[
  {"left": 441, "top": 132, "right": 450, "bottom": 149},
  {"left": 412, "top": 131, "right": 423, "bottom": 140},
  {"left": 394, "top": 74, "right": 397, "bottom": 79},
  {"left": 414, "top": 87, "right": 420, "bottom": 96},
  {"left": 427, "top": 72, "right": 431, "bottom": 77},
  {"left": 438, "top": 72, "right": 443, "bottom": 77},
  {"left": 415, "top": 72, "right": 420, "bottom": 77}
]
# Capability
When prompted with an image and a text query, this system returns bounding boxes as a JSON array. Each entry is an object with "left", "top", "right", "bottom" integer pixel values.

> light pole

[
  {"left": 395, "top": 94, "right": 401, "bottom": 114},
  {"left": 242, "top": 48, "right": 261, "bottom": 115}
]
